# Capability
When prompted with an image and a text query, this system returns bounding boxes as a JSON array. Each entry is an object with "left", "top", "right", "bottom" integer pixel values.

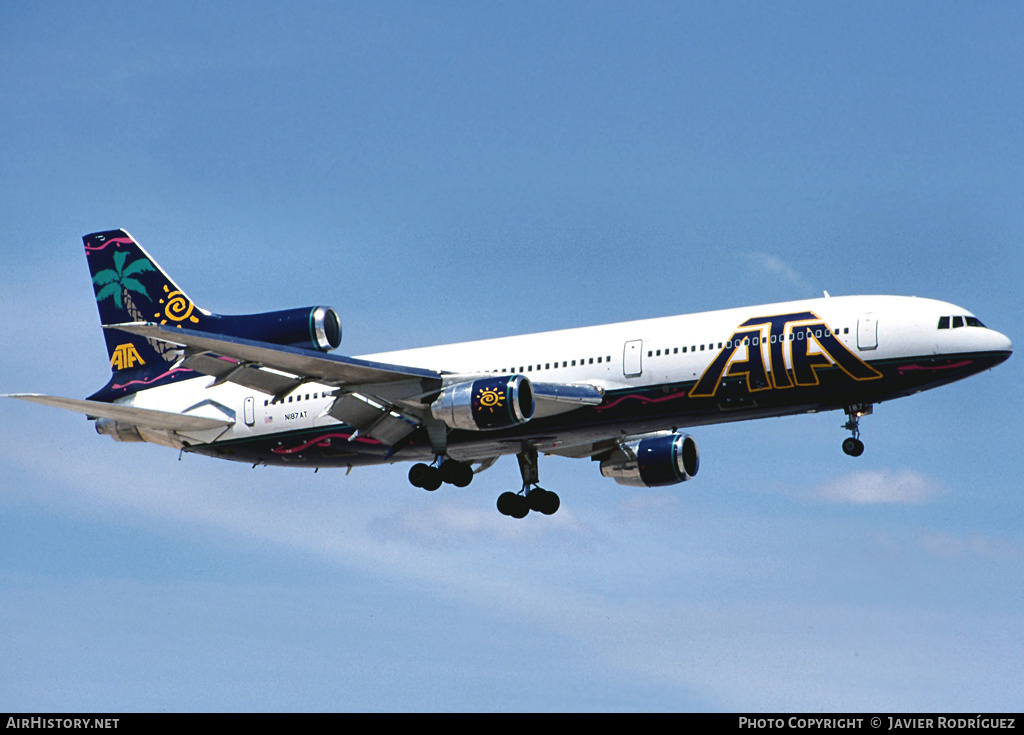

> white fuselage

[{"left": 122, "top": 294, "right": 1012, "bottom": 461}]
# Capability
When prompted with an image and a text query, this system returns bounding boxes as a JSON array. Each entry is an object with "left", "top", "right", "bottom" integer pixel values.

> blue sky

[{"left": 1, "top": 1, "right": 1022, "bottom": 712}]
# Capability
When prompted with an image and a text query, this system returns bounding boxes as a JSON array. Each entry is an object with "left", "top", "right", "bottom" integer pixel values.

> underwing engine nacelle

[
  {"left": 600, "top": 432, "right": 700, "bottom": 487},
  {"left": 430, "top": 375, "right": 534, "bottom": 431}
]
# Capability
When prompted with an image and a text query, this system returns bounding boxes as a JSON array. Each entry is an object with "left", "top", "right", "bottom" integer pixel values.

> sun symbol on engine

[{"left": 476, "top": 386, "right": 505, "bottom": 413}]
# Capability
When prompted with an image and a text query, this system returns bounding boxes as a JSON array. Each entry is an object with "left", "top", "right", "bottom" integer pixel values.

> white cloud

[
  {"left": 745, "top": 252, "right": 816, "bottom": 294},
  {"left": 811, "top": 469, "right": 943, "bottom": 505}
]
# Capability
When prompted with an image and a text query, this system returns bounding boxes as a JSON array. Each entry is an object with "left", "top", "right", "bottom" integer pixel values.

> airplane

[{"left": 8, "top": 230, "right": 1013, "bottom": 518}]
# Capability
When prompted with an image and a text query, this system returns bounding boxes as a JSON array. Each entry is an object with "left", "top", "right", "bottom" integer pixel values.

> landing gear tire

[
  {"left": 440, "top": 459, "right": 473, "bottom": 488},
  {"left": 409, "top": 463, "right": 442, "bottom": 491},
  {"left": 497, "top": 491, "right": 528, "bottom": 519},
  {"left": 842, "top": 437, "right": 865, "bottom": 457},
  {"left": 528, "top": 488, "right": 560, "bottom": 515},
  {"left": 408, "top": 463, "right": 429, "bottom": 488}
]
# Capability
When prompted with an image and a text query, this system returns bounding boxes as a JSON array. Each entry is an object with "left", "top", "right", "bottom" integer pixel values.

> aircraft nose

[
  {"left": 994, "top": 329, "right": 1013, "bottom": 354},
  {"left": 985, "top": 327, "right": 1013, "bottom": 362}
]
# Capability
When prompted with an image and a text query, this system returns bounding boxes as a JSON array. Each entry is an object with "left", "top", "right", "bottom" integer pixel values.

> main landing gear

[
  {"left": 841, "top": 404, "right": 872, "bottom": 457},
  {"left": 408, "top": 458, "right": 474, "bottom": 491},
  {"left": 496, "top": 448, "right": 561, "bottom": 519}
]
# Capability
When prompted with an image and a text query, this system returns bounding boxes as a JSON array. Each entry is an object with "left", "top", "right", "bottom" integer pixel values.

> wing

[
  {"left": 6, "top": 394, "right": 231, "bottom": 432},
  {"left": 110, "top": 322, "right": 446, "bottom": 446},
  {"left": 109, "top": 323, "right": 606, "bottom": 451}
]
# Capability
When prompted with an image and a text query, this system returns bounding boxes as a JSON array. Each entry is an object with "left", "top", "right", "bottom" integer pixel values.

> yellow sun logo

[
  {"left": 154, "top": 284, "right": 200, "bottom": 327},
  {"left": 476, "top": 386, "right": 505, "bottom": 413}
]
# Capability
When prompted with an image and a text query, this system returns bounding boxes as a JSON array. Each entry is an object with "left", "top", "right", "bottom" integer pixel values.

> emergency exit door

[
  {"left": 623, "top": 340, "right": 643, "bottom": 377},
  {"left": 857, "top": 315, "right": 878, "bottom": 350}
]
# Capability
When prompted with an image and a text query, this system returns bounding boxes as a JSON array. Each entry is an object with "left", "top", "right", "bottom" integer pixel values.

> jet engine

[
  {"left": 95, "top": 417, "right": 144, "bottom": 442},
  {"left": 600, "top": 432, "right": 699, "bottom": 487},
  {"left": 430, "top": 375, "right": 534, "bottom": 431},
  {"left": 95, "top": 418, "right": 185, "bottom": 449},
  {"left": 200, "top": 306, "right": 342, "bottom": 352}
]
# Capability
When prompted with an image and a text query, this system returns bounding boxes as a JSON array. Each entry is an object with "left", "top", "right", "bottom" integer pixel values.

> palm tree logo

[
  {"left": 92, "top": 251, "right": 181, "bottom": 363},
  {"left": 92, "top": 250, "right": 155, "bottom": 312}
]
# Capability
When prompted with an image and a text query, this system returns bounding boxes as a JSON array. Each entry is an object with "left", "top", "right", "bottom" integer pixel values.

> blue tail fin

[{"left": 84, "top": 230, "right": 206, "bottom": 400}]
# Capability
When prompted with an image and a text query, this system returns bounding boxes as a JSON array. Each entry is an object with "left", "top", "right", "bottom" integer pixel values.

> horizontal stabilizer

[{"left": 5, "top": 394, "right": 232, "bottom": 432}]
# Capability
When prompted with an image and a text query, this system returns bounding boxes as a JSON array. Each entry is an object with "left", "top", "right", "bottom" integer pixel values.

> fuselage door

[
  {"left": 244, "top": 396, "right": 256, "bottom": 426},
  {"left": 623, "top": 340, "right": 643, "bottom": 377},
  {"left": 857, "top": 315, "right": 878, "bottom": 351}
]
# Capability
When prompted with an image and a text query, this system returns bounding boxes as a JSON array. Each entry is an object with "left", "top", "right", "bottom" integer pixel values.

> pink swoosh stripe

[
  {"left": 272, "top": 432, "right": 382, "bottom": 454},
  {"left": 85, "top": 237, "right": 135, "bottom": 252},
  {"left": 595, "top": 390, "right": 687, "bottom": 412},
  {"left": 111, "top": 368, "right": 191, "bottom": 390},
  {"left": 898, "top": 360, "right": 972, "bottom": 374}
]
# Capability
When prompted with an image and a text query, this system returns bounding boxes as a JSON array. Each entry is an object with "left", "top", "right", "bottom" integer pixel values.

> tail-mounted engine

[
  {"left": 200, "top": 306, "right": 342, "bottom": 352},
  {"left": 600, "top": 432, "right": 700, "bottom": 487},
  {"left": 430, "top": 375, "right": 534, "bottom": 431}
]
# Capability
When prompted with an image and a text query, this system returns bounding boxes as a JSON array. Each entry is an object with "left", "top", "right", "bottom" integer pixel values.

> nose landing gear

[{"left": 841, "top": 404, "right": 871, "bottom": 457}]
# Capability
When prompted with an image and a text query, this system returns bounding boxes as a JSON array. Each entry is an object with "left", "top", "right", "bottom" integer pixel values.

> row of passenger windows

[
  {"left": 264, "top": 391, "right": 325, "bottom": 406},
  {"left": 487, "top": 356, "right": 614, "bottom": 374},
  {"left": 938, "top": 315, "right": 985, "bottom": 329},
  {"left": 646, "top": 327, "right": 851, "bottom": 358},
  {"left": 482, "top": 325, "right": 857, "bottom": 373}
]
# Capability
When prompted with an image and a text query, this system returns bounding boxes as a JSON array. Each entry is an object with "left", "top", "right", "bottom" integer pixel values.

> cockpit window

[{"left": 938, "top": 315, "right": 986, "bottom": 329}]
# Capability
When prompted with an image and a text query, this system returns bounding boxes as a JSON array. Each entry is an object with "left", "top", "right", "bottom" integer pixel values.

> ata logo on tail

[
  {"left": 110, "top": 343, "right": 146, "bottom": 371},
  {"left": 690, "top": 311, "right": 883, "bottom": 398}
]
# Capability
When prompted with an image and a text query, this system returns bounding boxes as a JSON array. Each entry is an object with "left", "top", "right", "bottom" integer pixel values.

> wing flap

[
  {"left": 180, "top": 353, "right": 304, "bottom": 396},
  {"left": 6, "top": 394, "right": 232, "bottom": 432},
  {"left": 326, "top": 393, "right": 418, "bottom": 445}
]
